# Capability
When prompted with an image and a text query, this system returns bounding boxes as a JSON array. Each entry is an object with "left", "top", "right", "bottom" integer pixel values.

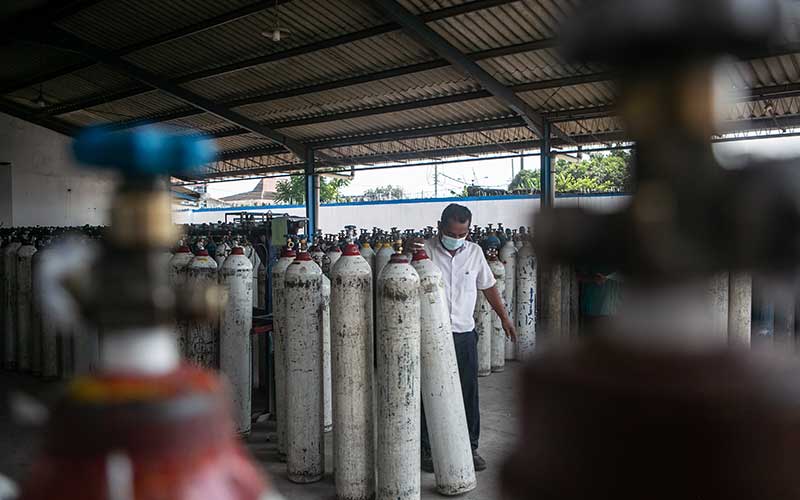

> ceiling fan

[
  {"left": 261, "top": 0, "right": 291, "bottom": 42},
  {"left": 32, "top": 85, "right": 47, "bottom": 108}
]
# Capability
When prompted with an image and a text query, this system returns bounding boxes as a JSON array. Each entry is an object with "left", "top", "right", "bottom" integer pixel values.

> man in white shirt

[{"left": 417, "top": 203, "right": 517, "bottom": 472}]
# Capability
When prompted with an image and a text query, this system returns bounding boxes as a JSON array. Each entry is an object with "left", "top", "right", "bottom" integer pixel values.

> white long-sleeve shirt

[{"left": 423, "top": 238, "right": 496, "bottom": 333}]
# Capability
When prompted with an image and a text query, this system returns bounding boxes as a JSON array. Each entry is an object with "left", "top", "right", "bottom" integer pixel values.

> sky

[{"left": 203, "top": 135, "right": 800, "bottom": 200}]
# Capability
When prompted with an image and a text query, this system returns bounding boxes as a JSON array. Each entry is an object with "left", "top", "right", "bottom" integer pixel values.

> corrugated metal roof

[
  {"left": 55, "top": 0, "right": 257, "bottom": 51},
  {"left": 182, "top": 30, "right": 433, "bottom": 101},
  {"left": 8, "top": 64, "right": 136, "bottom": 109},
  {"left": 0, "top": 43, "right": 87, "bottom": 84},
  {"left": 124, "top": 0, "right": 388, "bottom": 78},
  {"left": 3, "top": 0, "right": 800, "bottom": 178}
]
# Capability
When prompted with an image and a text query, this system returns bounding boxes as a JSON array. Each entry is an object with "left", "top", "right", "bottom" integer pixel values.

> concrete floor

[{"left": 0, "top": 362, "right": 522, "bottom": 499}]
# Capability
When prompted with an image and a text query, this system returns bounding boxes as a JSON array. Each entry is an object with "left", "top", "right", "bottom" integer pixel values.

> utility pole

[{"left": 434, "top": 163, "right": 439, "bottom": 197}]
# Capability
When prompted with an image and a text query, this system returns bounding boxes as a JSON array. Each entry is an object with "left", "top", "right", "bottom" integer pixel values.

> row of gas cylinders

[
  {"left": 267, "top": 236, "right": 537, "bottom": 499},
  {"left": 0, "top": 238, "right": 101, "bottom": 378},
  {"left": 321, "top": 236, "right": 538, "bottom": 368}
]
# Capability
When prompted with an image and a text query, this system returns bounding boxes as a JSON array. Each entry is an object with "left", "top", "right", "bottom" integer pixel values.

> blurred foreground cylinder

[
  {"left": 3, "top": 241, "right": 21, "bottom": 370},
  {"left": 220, "top": 247, "right": 254, "bottom": 436},
  {"left": 284, "top": 252, "right": 324, "bottom": 483},
  {"left": 16, "top": 242, "right": 37, "bottom": 372},
  {"left": 502, "top": 338, "right": 800, "bottom": 500},
  {"left": 728, "top": 273, "right": 752, "bottom": 347},
  {"left": 515, "top": 242, "right": 536, "bottom": 360},
  {"left": 331, "top": 244, "right": 375, "bottom": 500},
  {"left": 474, "top": 289, "right": 491, "bottom": 377},
  {"left": 411, "top": 251, "right": 476, "bottom": 496},
  {"left": 489, "top": 256, "right": 506, "bottom": 373},
  {"left": 168, "top": 246, "right": 193, "bottom": 355},
  {"left": 376, "top": 255, "right": 420, "bottom": 500},
  {"left": 321, "top": 274, "right": 332, "bottom": 432},
  {"left": 186, "top": 250, "right": 219, "bottom": 368},
  {"left": 708, "top": 273, "right": 730, "bottom": 341},
  {"left": 20, "top": 366, "right": 271, "bottom": 500},
  {"left": 271, "top": 248, "right": 295, "bottom": 460},
  {"left": 500, "top": 240, "right": 517, "bottom": 360}
]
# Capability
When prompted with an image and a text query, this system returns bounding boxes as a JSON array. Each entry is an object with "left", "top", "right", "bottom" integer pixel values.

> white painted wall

[
  {"left": 0, "top": 113, "right": 115, "bottom": 227},
  {"left": 174, "top": 194, "right": 631, "bottom": 231},
  {"left": 0, "top": 163, "right": 11, "bottom": 227}
]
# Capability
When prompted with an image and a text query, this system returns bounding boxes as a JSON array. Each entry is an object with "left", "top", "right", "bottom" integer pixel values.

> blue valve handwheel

[{"left": 73, "top": 126, "right": 216, "bottom": 176}]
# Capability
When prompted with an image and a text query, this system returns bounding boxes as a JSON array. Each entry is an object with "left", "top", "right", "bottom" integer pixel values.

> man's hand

[
  {"left": 501, "top": 317, "right": 517, "bottom": 342},
  {"left": 408, "top": 237, "right": 425, "bottom": 251}
]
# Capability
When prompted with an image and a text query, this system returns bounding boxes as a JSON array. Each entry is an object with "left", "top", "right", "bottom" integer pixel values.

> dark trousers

[{"left": 422, "top": 329, "right": 480, "bottom": 452}]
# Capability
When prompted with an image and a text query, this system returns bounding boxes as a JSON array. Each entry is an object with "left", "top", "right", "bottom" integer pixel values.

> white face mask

[{"left": 441, "top": 233, "right": 466, "bottom": 251}]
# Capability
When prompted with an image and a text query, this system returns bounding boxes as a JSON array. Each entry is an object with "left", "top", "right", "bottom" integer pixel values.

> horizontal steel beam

[
  {"left": 34, "top": 0, "right": 518, "bottom": 115},
  {"left": 265, "top": 71, "right": 618, "bottom": 130},
  {"left": 202, "top": 130, "right": 630, "bottom": 179},
  {"left": 48, "top": 29, "right": 309, "bottom": 160},
  {"left": 91, "top": 38, "right": 559, "bottom": 128},
  {"left": 210, "top": 103, "right": 620, "bottom": 157},
  {"left": 0, "top": 98, "right": 78, "bottom": 136},
  {"left": 211, "top": 100, "right": 800, "bottom": 165},
  {"left": 0, "top": 0, "right": 294, "bottom": 95}
]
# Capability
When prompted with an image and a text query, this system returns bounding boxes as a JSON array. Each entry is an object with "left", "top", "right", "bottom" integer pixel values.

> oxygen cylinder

[
  {"left": 327, "top": 246, "right": 342, "bottom": 272},
  {"left": 489, "top": 256, "right": 506, "bottom": 373},
  {"left": 321, "top": 273, "right": 332, "bottom": 433},
  {"left": 250, "top": 247, "right": 262, "bottom": 390},
  {"left": 36, "top": 246, "right": 58, "bottom": 379},
  {"left": 186, "top": 250, "right": 219, "bottom": 368},
  {"left": 168, "top": 246, "right": 193, "bottom": 356},
  {"left": 474, "top": 281, "right": 492, "bottom": 378},
  {"left": 16, "top": 242, "right": 37, "bottom": 372},
  {"left": 376, "top": 254, "right": 421, "bottom": 500},
  {"left": 30, "top": 247, "right": 43, "bottom": 376},
  {"left": 214, "top": 243, "right": 228, "bottom": 269},
  {"left": 500, "top": 240, "right": 517, "bottom": 360},
  {"left": 330, "top": 243, "right": 374, "bottom": 500},
  {"left": 515, "top": 241, "right": 537, "bottom": 360},
  {"left": 374, "top": 243, "right": 394, "bottom": 335},
  {"left": 360, "top": 242, "right": 376, "bottom": 271},
  {"left": 219, "top": 246, "right": 254, "bottom": 436},
  {"left": 284, "top": 252, "right": 324, "bottom": 483},
  {"left": 310, "top": 248, "right": 326, "bottom": 270},
  {"left": 257, "top": 262, "right": 267, "bottom": 309},
  {"left": 271, "top": 248, "right": 296, "bottom": 461},
  {"left": 3, "top": 241, "right": 21, "bottom": 370},
  {"left": 249, "top": 246, "right": 261, "bottom": 308},
  {"left": 411, "top": 251, "right": 476, "bottom": 496},
  {"left": 375, "top": 243, "right": 393, "bottom": 279}
]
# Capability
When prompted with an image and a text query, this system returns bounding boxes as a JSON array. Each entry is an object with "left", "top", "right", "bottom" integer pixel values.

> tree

[
  {"left": 507, "top": 151, "right": 632, "bottom": 194},
  {"left": 363, "top": 185, "right": 405, "bottom": 200},
  {"left": 508, "top": 169, "right": 541, "bottom": 192},
  {"left": 274, "top": 175, "right": 351, "bottom": 204}
]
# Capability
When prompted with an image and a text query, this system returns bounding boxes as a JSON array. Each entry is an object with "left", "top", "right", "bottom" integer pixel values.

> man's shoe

[
  {"left": 421, "top": 449, "right": 434, "bottom": 473},
  {"left": 472, "top": 450, "right": 487, "bottom": 471}
]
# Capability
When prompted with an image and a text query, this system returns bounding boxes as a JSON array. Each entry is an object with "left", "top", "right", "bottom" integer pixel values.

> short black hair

[{"left": 440, "top": 203, "right": 472, "bottom": 227}]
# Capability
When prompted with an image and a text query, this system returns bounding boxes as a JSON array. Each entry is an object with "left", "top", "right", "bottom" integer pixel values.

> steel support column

[
  {"left": 537, "top": 119, "right": 564, "bottom": 343},
  {"left": 540, "top": 120, "right": 554, "bottom": 209},
  {"left": 304, "top": 148, "right": 318, "bottom": 242}
]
